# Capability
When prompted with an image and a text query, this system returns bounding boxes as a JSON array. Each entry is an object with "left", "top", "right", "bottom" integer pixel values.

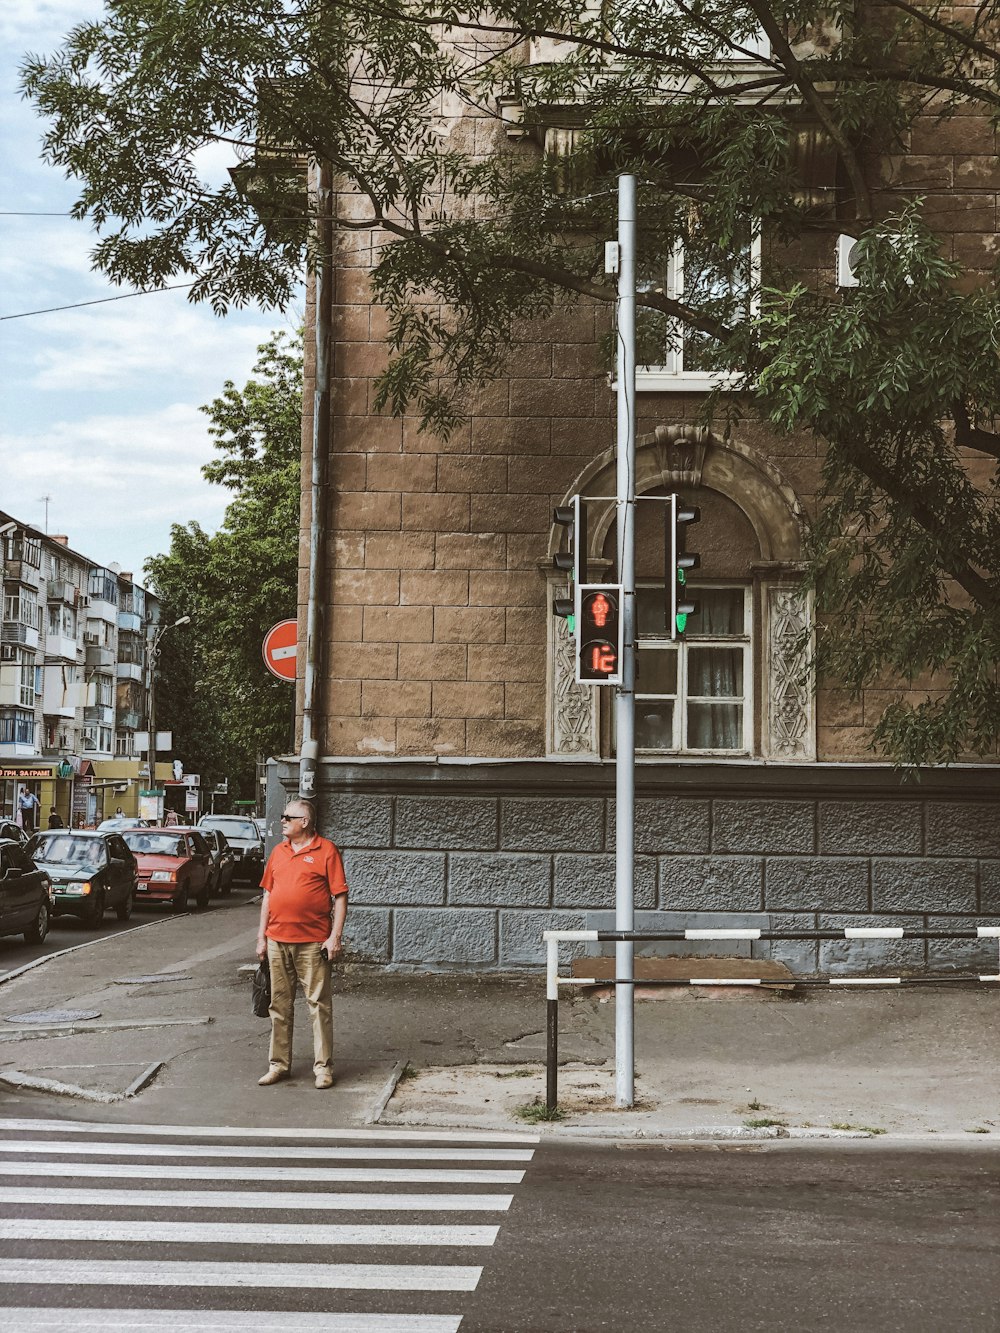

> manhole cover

[
  {"left": 113, "top": 974, "right": 193, "bottom": 985},
  {"left": 5, "top": 1009, "right": 101, "bottom": 1025}
]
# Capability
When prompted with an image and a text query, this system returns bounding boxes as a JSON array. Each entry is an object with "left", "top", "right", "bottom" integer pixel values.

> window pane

[
  {"left": 636, "top": 701, "right": 674, "bottom": 749},
  {"left": 636, "top": 646, "right": 677, "bottom": 695},
  {"left": 688, "top": 647, "right": 743, "bottom": 697},
  {"left": 636, "top": 586, "right": 667, "bottom": 637},
  {"left": 688, "top": 702, "right": 743, "bottom": 749},
  {"left": 687, "top": 588, "right": 744, "bottom": 636}
]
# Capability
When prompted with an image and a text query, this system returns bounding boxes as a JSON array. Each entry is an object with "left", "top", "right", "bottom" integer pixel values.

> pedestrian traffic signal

[
  {"left": 668, "top": 494, "right": 700, "bottom": 639},
  {"left": 553, "top": 495, "right": 588, "bottom": 632},
  {"left": 578, "top": 584, "right": 623, "bottom": 684}
]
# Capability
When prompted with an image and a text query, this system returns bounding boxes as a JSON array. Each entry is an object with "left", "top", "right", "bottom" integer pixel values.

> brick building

[{"left": 268, "top": 22, "right": 1000, "bottom": 974}]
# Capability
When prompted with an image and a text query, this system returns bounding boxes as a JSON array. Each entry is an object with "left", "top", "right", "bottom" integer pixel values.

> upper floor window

[
  {"left": 630, "top": 584, "right": 751, "bottom": 753},
  {"left": 637, "top": 221, "right": 760, "bottom": 392}
]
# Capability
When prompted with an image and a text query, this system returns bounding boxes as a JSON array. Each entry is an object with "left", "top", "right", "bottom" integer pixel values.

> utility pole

[
  {"left": 614, "top": 174, "right": 637, "bottom": 1108},
  {"left": 299, "top": 157, "right": 333, "bottom": 802},
  {"left": 146, "top": 615, "right": 190, "bottom": 819}
]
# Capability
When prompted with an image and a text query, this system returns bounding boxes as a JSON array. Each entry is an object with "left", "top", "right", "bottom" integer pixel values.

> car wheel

[
  {"left": 24, "top": 898, "right": 50, "bottom": 944},
  {"left": 115, "top": 891, "right": 133, "bottom": 922},
  {"left": 172, "top": 888, "right": 189, "bottom": 913},
  {"left": 87, "top": 889, "right": 105, "bottom": 926}
]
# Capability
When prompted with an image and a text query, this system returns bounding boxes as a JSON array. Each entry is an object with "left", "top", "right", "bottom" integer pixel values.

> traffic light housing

[
  {"left": 552, "top": 495, "right": 588, "bottom": 627},
  {"left": 668, "top": 494, "right": 700, "bottom": 639},
  {"left": 577, "top": 584, "right": 623, "bottom": 684}
]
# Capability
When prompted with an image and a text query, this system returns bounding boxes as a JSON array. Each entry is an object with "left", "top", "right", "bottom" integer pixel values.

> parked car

[
  {"left": 200, "top": 827, "right": 236, "bottom": 897},
  {"left": 97, "top": 817, "right": 152, "bottom": 832},
  {"left": 122, "top": 827, "right": 214, "bottom": 911},
  {"left": 0, "top": 838, "right": 52, "bottom": 944},
  {"left": 28, "top": 830, "right": 138, "bottom": 926},
  {"left": 0, "top": 821, "right": 28, "bottom": 846},
  {"left": 197, "top": 815, "right": 265, "bottom": 884}
]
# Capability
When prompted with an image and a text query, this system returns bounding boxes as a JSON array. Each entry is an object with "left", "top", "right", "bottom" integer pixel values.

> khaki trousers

[{"left": 266, "top": 939, "right": 333, "bottom": 1075}]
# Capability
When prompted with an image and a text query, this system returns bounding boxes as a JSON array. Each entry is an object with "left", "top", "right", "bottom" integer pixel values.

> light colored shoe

[
  {"left": 314, "top": 1070, "right": 333, "bottom": 1090},
  {"left": 258, "top": 1067, "right": 289, "bottom": 1086}
]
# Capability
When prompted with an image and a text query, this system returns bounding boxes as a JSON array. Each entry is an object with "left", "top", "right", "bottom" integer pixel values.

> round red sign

[{"left": 262, "top": 619, "right": 297, "bottom": 682}]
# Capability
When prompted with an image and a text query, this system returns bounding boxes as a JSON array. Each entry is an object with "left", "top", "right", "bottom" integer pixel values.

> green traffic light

[
  {"left": 566, "top": 615, "right": 576, "bottom": 633},
  {"left": 677, "top": 568, "right": 686, "bottom": 585},
  {"left": 675, "top": 612, "right": 688, "bottom": 633}
]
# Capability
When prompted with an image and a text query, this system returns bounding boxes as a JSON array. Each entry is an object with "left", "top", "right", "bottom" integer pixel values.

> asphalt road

[
  {"left": 0, "top": 885, "right": 258, "bottom": 979},
  {"left": 462, "top": 1140, "right": 1000, "bottom": 1333}
]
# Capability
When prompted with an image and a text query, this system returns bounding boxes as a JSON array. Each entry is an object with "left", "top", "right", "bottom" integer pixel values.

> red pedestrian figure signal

[{"left": 578, "top": 586, "right": 623, "bottom": 684}]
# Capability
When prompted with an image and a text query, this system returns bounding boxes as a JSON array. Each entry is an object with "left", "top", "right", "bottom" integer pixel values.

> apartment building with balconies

[{"left": 0, "top": 509, "right": 160, "bottom": 823}]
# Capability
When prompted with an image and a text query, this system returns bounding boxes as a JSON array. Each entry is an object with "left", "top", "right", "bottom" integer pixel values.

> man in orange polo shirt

[{"left": 255, "top": 797, "right": 348, "bottom": 1089}]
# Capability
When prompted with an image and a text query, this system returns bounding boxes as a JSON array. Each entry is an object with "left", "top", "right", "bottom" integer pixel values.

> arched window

[{"left": 547, "top": 427, "right": 814, "bottom": 763}]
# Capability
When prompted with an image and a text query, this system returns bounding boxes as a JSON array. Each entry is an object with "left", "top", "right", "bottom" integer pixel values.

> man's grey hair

[{"left": 294, "top": 797, "right": 318, "bottom": 832}]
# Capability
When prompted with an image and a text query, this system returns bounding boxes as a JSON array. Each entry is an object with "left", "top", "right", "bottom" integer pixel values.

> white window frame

[
  {"left": 631, "top": 583, "right": 752, "bottom": 755},
  {"left": 636, "top": 230, "right": 761, "bottom": 392}
]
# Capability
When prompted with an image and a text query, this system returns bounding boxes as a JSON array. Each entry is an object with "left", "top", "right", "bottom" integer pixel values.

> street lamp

[{"left": 145, "top": 616, "right": 191, "bottom": 805}]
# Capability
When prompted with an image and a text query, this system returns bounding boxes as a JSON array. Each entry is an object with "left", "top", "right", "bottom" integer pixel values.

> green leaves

[{"left": 144, "top": 332, "right": 302, "bottom": 799}]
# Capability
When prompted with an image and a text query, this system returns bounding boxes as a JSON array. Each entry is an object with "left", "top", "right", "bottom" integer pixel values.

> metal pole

[
  {"left": 300, "top": 157, "right": 334, "bottom": 801},
  {"left": 546, "top": 935, "right": 559, "bottom": 1112},
  {"left": 614, "top": 174, "right": 637, "bottom": 1108}
]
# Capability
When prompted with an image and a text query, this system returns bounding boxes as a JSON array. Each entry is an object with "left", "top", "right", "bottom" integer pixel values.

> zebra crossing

[{"left": 0, "top": 1115, "right": 541, "bottom": 1331}]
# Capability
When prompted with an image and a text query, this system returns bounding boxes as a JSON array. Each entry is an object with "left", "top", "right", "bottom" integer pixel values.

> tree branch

[
  {"left": 953, "top": 400, "right": 1000, "bottom": 460},
  {"left": 878, "top": 0, "right": 1000, "bottom": 65},
  {"left": 745, "top": 0, "right": 873, "bottom": 224}
]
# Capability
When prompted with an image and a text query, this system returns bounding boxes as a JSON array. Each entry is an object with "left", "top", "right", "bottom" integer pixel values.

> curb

[
  {"left": 0, "top": 1060, "right": 163, "bottom": 1105},
  {"left": 0, "top": 915, "right": 185, "bottom": 990},
  {"left": 365, "top": 1060, "right": 406, "bottom": 1125}
]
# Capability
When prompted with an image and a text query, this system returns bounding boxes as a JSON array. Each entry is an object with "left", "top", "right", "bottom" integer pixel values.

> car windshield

[
  {"left": 201, "top": 818, "right": 258, "bottom": 839},
  {"left": 34, "top": 835, "right": 105, "bottom": 871},
  {"left": 123, "top": 832, "right": 187, "bottom": 857}
]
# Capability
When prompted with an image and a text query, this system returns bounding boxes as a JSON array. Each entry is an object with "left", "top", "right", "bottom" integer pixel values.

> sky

[{"left": 0, "top": 0, "right": 298, "bottom": 581}]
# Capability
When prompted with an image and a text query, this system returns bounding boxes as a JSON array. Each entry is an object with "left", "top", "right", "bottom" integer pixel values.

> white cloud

[{"left": 0, "top": 402, "right": 234, "bottom": 575}]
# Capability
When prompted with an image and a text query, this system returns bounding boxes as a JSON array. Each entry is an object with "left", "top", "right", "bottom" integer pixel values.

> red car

[{"left": 122, "top": 827, "right": 214, "bottom": 911}]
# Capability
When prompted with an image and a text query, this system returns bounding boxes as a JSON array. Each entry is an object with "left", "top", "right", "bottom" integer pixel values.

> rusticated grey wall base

[{"left": 266, "top": 758, "right": 1000, "bottom": 975}]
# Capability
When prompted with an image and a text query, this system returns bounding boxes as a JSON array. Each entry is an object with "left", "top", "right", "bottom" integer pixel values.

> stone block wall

[{"left": 268, "top": 757, "right": 1000, "bottom": 975}]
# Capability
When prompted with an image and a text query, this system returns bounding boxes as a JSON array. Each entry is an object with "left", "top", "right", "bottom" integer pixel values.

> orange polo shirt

[{"left": 260, "top": 834, "right": 348, "bottom": 944}]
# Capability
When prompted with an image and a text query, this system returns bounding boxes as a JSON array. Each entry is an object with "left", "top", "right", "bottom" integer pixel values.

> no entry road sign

[{"left": 262, "top": 619, "right": 297, "bottom": 682}]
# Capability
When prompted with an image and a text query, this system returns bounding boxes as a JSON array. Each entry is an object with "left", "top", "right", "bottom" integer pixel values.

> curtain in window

[{"left": 687, "top": 589, "right": 744, "bottom": 748}]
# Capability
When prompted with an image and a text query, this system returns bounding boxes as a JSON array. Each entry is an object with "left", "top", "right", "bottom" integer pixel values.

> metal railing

[{"left": 542, "top": 926, "right": 1000, "bottom": 1112}]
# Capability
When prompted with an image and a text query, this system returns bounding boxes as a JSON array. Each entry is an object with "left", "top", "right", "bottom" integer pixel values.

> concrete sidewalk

[{"left": 0, "top": 900, "right": 997, "bottom": 1140}]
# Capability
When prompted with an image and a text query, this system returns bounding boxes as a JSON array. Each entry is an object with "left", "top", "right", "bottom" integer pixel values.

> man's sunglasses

[{"left": 281, "top": 813, "right": 305, "bottom": 821}]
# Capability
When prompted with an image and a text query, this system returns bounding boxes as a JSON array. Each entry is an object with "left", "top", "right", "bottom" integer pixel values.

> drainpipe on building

[{"left": 299, "top": 157, "right": 334, "bottom": 802}]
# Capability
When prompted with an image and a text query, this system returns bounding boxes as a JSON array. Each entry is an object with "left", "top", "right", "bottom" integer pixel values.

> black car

[
  {"left": 200, "top": 828, "right": 236, "bottom": 897},
  {"left": 197, "top": 816, "right": 265, "bottom": 884},
  {"left": 0, "top": 838, "right": 51, "bottom": 944},
  {"left": 0, "top": 821, "right": 27, "bottom": 846},
  {"left": 28, "top": 830, "right": 138, "bottom": 925}
]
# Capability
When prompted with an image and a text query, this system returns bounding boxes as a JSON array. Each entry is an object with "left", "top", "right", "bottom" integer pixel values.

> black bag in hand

[{"left": 251, "top": 957, "right": 271, "bottom": 1018}]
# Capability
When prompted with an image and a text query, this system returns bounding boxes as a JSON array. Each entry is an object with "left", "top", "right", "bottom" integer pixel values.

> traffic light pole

[{"left": 614, "top": 173, "right": 637, "bottom": 1108}]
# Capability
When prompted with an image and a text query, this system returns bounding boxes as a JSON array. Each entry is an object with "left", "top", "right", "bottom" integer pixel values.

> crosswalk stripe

[
  {"left": 0, "top": 1117, "right": 539, "bottom": 1144},
  {"left": 0, "top": 1313, "right": 463, "bottom": 1332},
  {"left": 0, "top": 1140, "right": 532, "bottom": 1163},
  {"left": 0, "top": 1186, "right": 514, "bottom": 1211},
  {"left": 0, "top": 1218, "right": 499, "bottom": 1246},
  {"left": 0, "top": 1162, "right": 524, "bottom": 1184},
  {"left": 0, "top": 1258, "right": 483, "bottom": 1291}
]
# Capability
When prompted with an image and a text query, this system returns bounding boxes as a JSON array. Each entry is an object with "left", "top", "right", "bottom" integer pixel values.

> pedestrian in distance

[
  {"left": 17, "top": 787, "right": 40, "bottom": 835},
  {"left": 46, "top": 807, "right": 64, "bottom": 829},
  {"left": 255, "top": 797, "right": 348, "bottom": 1090}
]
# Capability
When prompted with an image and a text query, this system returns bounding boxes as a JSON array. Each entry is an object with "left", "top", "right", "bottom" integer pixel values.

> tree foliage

[
  {"left": 144, "top": 332, "right": 301, "bottom": 801},
  {"left": 22, "top": 0, "right": 1000, "bottom": 763}
]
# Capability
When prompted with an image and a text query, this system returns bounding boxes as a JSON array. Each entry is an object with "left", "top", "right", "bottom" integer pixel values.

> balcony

[
  {"left": 88, "top": 598, "right": 118, "bottom": 624},
  {"left": 116, "top": 661, "right": 143, "bottom": 682},
  {"left": 117, "top": 709, "right": 141, "bottom": 730},
  {"left": 2, "top": 561, "right": 42, "bottom": 588},
  {"left": 1, "top": 621, "right": 40, "bottom": 650},
  {"left": 118, "top": 610, "right": 141, "bottom": 634},
  {"left": 45, "top": 635, "right": 80, "bottom": 663},
  {"left": 46, "top": 579, "right": 79, "bottom": 605},
  {"left": 85, "top": 643, "right": 114, "bottom": 670},
  {"left": 84, "top": 704, "right": 114, "bottom": 726}
]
